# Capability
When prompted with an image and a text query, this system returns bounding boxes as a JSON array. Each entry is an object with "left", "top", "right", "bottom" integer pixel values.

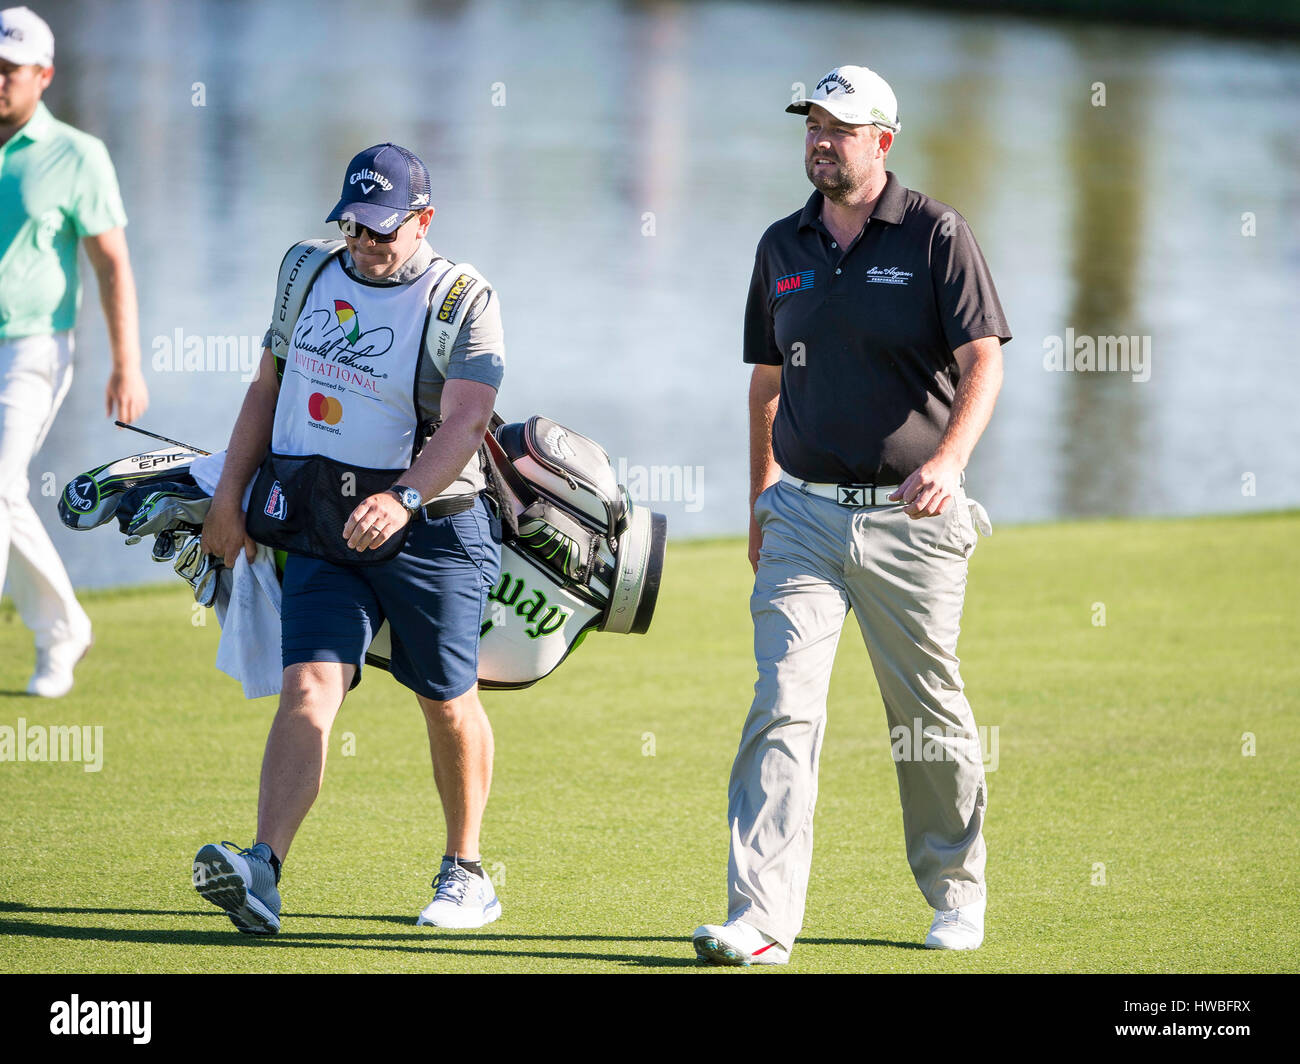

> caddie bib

[{"left": 272, "top": 257, "right": 449, "bottom": 468}]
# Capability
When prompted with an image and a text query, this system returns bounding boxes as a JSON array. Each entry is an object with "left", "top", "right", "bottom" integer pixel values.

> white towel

[
  {"left": 194, "top": 449, "right": 283, "bottom": 698},
  {"left": 215, "top": 548, "right": 283, "bottom": 699},
  {"left": 190, "top": 449, "right": 254, "bottom": 511}
]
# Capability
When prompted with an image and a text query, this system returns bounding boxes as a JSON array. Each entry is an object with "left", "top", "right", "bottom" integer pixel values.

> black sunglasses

[{"left": 337, "top": 211, "right": 417, "bottom": 244}]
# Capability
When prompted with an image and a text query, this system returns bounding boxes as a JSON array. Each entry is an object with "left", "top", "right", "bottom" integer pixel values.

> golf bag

[
  {"left": 456, "top": 415, "right": 665, "bottom": 688},
  {"left": 59, "top": 422, "right": 666, "bottom": 691}
]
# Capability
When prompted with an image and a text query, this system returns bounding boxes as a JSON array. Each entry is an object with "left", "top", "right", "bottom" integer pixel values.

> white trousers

[{"left": 0, "top": 332, "right": 91, "bottom": 648}]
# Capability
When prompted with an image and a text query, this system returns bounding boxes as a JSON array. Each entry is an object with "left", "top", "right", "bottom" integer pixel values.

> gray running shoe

[
  {"left": 193, "top": 841, "right": 281, "bottom": 935},
  {"left": 416, "top": 857, "right": 501, "bottom": 929}
]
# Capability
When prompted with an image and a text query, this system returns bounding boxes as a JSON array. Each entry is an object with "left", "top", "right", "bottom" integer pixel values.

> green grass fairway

[{"left": 1, "top": 512, "right": 1297, "bottom": 973}]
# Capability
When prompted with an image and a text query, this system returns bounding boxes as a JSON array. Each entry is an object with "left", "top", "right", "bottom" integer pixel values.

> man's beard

[{"left": 805, "top": 156, "right": 862, "bottom": 201}]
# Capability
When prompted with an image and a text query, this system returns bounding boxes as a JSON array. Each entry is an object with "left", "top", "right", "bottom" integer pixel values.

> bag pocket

[{"left": 245, "top": 451, "right": 410, "bottom": 565}]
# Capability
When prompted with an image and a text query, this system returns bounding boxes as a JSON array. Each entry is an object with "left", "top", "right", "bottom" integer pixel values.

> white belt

[{"left": 779, "top": 471, "right": 902, "bottom": 508}]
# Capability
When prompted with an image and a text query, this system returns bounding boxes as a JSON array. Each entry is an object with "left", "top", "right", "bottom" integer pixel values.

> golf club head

[
  {"left": 173, "top": 535, "right": 225, "bottom": 607},
  {"left": 151, "top": 529, "right": 186, "bottom": 561}
]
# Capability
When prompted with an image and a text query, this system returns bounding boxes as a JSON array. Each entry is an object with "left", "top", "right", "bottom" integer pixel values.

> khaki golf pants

[{"left": 727, "top": 478, "right": 989, "bottom": 949}]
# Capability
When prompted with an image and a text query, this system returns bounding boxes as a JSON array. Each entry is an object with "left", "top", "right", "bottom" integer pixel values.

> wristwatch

[{"left": 387, "top": 485, "right": 423, "bottom": 517}]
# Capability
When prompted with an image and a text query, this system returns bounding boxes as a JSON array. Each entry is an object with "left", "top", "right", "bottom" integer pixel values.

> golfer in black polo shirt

[{"left": 693, "top": 65, "right": 1010, "bottom": 965}]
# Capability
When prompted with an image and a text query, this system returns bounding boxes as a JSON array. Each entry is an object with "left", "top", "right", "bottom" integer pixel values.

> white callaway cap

[
  {"left": 0, "top": 6, "right": 54, "bottom": 67},
  {"left": 787, "top": 65, "right": 900, "bottom": 133}
]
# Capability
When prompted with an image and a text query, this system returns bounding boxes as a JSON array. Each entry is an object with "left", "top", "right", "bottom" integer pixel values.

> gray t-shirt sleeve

[{"left": 446, "top": 287, "right": 505, "bottom": 389}]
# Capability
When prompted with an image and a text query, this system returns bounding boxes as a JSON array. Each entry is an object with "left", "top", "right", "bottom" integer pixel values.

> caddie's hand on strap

[{"left": 343, "top": 491, "right": 412, "bottom": 552}]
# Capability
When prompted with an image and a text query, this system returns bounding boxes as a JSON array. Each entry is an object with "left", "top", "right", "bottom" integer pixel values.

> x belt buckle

[{"left": 836, "top": 484, "right": 877, "bottom": 507}]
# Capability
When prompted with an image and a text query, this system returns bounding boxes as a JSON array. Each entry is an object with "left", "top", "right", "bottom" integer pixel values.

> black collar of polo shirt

[{"left": 798, "top": 170, "right": 908, "bottom": 233}]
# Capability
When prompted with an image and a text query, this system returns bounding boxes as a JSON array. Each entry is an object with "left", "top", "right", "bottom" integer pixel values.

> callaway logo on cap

[
  {"left": 0, "top": 6, "right": 55, "bottom": 66},
  {"left": 325, "top": 142, "right": 433, "bottom": 235},
  {"left": 786, "top": 65, "right": 901, "bottom": 133}
]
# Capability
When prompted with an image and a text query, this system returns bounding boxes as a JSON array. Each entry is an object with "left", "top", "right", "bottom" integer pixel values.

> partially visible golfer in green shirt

[{"left": 0, "top": 6, "right": 148, "bottom": 696}]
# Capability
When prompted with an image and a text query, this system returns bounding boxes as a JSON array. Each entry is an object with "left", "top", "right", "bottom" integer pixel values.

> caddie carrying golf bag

[{"left": 59, "top": 421, "right": 666, "bottom": 691}]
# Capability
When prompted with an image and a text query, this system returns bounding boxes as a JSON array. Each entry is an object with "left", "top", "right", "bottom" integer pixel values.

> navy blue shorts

[{"left": 280, "top": 495, "right": 501, "bottom": 701}]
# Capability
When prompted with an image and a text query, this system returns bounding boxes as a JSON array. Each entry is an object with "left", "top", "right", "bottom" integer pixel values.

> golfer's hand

[
  {"left": 343, "top": 492, "right": 410, "bottom": 552},
  {"left": 201, "top": 495, "right": 257, "bottom": 568},
  {"left": 107, "top": 366, "right": 149, "bottom": 423},
  {"left": 748, "top": 514, "right": 763, "bottom": 573},
  {"left": 890, "top": 460, "right": 962, "bottom": 519}
]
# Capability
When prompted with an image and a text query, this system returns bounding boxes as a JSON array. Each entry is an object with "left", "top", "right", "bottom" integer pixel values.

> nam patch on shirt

[{"left": 773, "top": 270, "right": 815, "bottom": 298}]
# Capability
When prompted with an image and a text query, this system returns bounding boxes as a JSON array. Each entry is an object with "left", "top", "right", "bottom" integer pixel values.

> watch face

[{"left": 400, "top": 488, "right": 422, "bottom": 511}]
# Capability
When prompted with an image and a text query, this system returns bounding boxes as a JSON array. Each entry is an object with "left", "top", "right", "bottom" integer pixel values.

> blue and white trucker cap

[{"left": 325, "top": 142, "right": 432, "bottom": 234}]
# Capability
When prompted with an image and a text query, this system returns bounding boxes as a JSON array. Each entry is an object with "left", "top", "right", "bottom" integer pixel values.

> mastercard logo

[{"left": 308, "top": 392, "right": 343, "bottom": 425}]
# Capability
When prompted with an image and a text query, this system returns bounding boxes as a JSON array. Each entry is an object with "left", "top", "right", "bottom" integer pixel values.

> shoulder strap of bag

[
  {"left": 413, "top": 260, "right": 491, "bottom": 437},
  {"left": 413, "top": 263, "right": 519, "bottom": 538},
  {"left": 419, "top": 261, "right": 491, "bottom": 383},
  {"left": 268, "top": 238, "right": 346, "bottom": 384}
]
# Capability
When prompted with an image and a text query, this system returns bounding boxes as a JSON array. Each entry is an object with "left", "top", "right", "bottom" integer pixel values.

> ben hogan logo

[
  {"left": 774, "top": 270, "right": 815, "bottom": 298},
  {"left": 866, "top": 266, "right": 913, "bottom": 285}
]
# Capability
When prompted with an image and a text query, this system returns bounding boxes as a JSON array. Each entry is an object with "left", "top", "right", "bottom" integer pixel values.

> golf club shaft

[{"left": 114, "top": 421, "right": 212, "bottom": 456}]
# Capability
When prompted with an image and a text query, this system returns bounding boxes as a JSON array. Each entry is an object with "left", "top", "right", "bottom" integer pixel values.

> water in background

[{"left": 16, "top": 0, "right": 1300, "bottom": 590}]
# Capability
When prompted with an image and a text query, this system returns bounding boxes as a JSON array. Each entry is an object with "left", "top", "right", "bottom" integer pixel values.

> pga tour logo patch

[
  {"left": 774, "top": 270, "right": 815, "bottom": 298},
  {"left": 264, "top": 480, "right": 287, "bottom": 520}
]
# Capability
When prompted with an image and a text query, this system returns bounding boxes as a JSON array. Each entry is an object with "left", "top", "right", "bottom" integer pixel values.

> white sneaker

[
  {"left": 26, "top": 631, "right": 93, "bottom": 698},
  {"left": 416, "top": 858, "right": 501, "bottom": 929},
  {"left": 924, "top": 894, "right": 986, "bottom": 950},
  {"left": 692, "top": 919, "right": 790, "bottom": 966}
]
